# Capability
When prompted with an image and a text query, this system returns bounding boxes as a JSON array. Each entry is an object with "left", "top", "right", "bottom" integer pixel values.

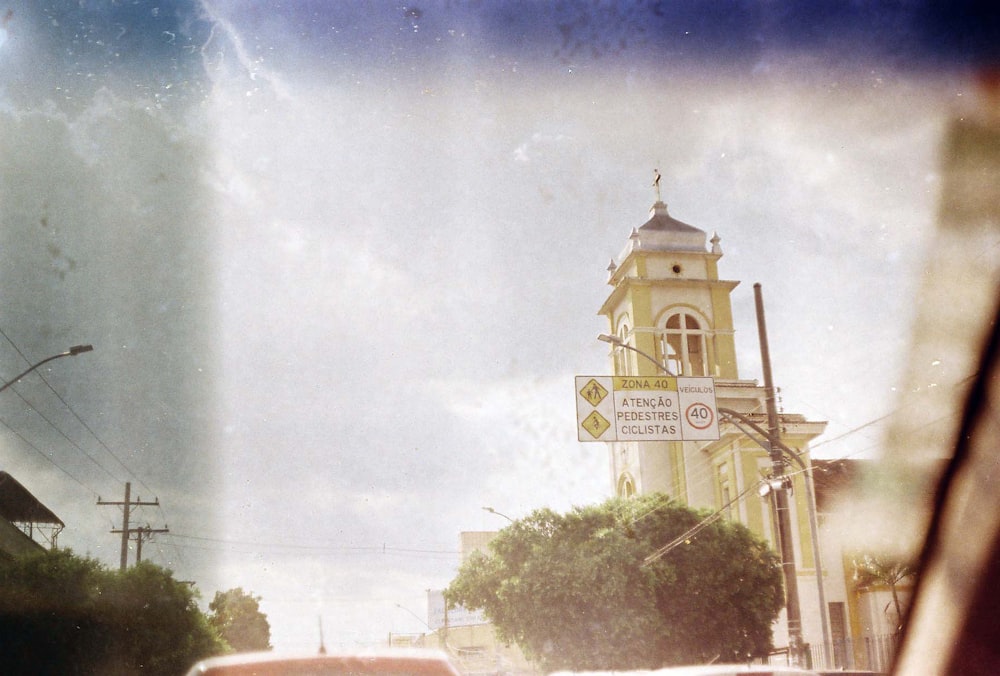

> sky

[{"left": 0, "top": 0, "right": 997, "bottom": 656}]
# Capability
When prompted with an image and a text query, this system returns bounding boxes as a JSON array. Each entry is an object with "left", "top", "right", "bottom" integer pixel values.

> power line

[
  {"left": 163, "top": 532, "right": 459, "bottom": 557},
  {"left": 0, "top": 326, "right": 152, "bottom": 494},
  {"left": 642, "top": 464, "right": 813, "bottom": 566},
  {"left": 641, "top": 479, "right": 765, "bottom": 565},
  {"left": 2, "top": 386, "right": 124, "bottom": 485},
  {"left": 98, "top": 481, "right": 165, "bottom": 571},
  {"left": 0, "top": 415, "right": 96, "bottom": 494},
  {"left": 0, "top": 328, "right": 165, "bottom": 507},
  {"left": 34, "top": 381, "right": 145, "bottom": 489}
]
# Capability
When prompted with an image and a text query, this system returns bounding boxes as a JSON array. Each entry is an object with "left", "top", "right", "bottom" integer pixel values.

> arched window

[
  {"left": 656, "top": 311, "right": 709, "bottom": 376},
  {"left": 617, "top": 473, "right": 636, "bottom": 498}
]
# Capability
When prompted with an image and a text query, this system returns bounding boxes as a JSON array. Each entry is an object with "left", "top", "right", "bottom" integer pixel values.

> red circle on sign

[{"left": 685, "top": 402, "right": 714, "bottom": 430}]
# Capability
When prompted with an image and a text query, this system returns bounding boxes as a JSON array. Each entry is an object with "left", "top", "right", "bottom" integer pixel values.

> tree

[
  {"left": 208, "top": 587, "right": 273, "bottom": 652},
  {"left": 853, "top": 554, "right": 918, "bottom": 634},
  {"left": 445, "top": 493, "right": 784, "bottom": 672},
  {"left": 0, "top": 549, "right": 225, "bottom": 675},
  {"left": 102, "top": 561, "right": 227, "bottom": 674}
]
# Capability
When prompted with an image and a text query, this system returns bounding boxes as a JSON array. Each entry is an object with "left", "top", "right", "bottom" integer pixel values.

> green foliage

[
  {"left": 445, "top": 493, "right": 784, "bottom": 672},
  {"left": 853, "top": 554, "right": 918, "bottom": 633},
  {"left": 852, "top": 554, "right": 917, "bottom": 591},
  {"left": 208, "top": 587, "right": 273, "bottom": 652},
  {"left": 0, "top": 549, "right": 225, "bottom": 675}
]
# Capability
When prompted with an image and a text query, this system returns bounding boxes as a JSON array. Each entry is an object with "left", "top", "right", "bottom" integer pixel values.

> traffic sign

[{"left": 575, "top": 375, "right": 720, "bottom": 442}]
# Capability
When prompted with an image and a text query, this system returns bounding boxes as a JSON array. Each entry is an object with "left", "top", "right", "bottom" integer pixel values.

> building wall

[{"left": 422, "top": 624, "right": 539, "bottom": 676}]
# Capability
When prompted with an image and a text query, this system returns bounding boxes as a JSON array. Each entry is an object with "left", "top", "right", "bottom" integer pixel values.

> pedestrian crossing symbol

[{"left": 579, "top": 378, "right": 609, "bottom": 406}]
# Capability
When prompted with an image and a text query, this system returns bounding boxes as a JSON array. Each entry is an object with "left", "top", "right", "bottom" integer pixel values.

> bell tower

[
  {"left": 599, "top": 191, "right": 741, "bottom": 498},
  {"left": 598, "top": 181, "right": 833, "bottom": 661},
  {"left": 599, "top": 200, "right": 739, "bottom": 381},
  {"left": 598, "top": 182, "right": 824, "bottom": 505}
]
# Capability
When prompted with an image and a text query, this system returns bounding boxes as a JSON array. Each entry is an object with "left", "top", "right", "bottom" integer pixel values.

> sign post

[{"left": 575, "top": 375, "right": 719, "bottom": 442}]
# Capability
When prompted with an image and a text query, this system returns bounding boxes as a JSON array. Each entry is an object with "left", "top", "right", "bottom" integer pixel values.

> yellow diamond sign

[
  {"left": 579, "top": 378, "right": 609, "bottom": 406},
  {"left": 581, "top": 410, "right": 611, "bottom": 439}
]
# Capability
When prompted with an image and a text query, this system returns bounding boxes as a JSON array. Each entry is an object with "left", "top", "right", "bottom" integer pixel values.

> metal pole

[
  {"left": 0, "top": 344, "right": 93, "bottom": 393},
  {"left": 755, "top": 283, "right": 804, "bottom": 666},
  {"left": 120, "top": 482, "right": 131, "bottom": 571}
]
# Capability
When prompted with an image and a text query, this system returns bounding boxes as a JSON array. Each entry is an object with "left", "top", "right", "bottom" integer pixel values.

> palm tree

[{"left": 853, "top": 555, "right": 918, "bottom": 634}]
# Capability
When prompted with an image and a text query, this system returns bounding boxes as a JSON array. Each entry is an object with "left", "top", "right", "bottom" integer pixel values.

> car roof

[
  {"left": 548, "top": 666, "right": 820, "bottom": 676},
  {"left": 185, "top": 648, "right": 462, "bottom": 676}
]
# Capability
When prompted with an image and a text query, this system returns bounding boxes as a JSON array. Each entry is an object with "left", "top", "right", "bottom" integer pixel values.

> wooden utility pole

[
  {"left": 755, "top": 283, "right": 804, "bottom": 666},
  {"left": 126, "top": 524, "right": 170, "bottom": 564},
  {"left": 98, "top": 482, "right": 163, "bottom": 571}
]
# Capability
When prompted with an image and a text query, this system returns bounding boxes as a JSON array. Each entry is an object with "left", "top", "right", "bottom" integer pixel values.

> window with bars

[{"left": 656, "top": 311, "right": 709, "bottom": 376}]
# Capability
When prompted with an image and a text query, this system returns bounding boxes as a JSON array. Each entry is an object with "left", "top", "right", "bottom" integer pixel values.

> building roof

[
  {"left": 638, "top": 200, "right": 705, "bottom": 236},
  {"left": 616, "top": 201, "right": 708, "bottom": 260},
  {"left": 0, "top": 472, "right": 64, "bottom": 525}
]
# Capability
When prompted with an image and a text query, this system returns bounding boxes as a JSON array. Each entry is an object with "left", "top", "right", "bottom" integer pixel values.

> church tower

[
  {"left": 599, "top": 182, "right": 839, "bottom": 664},
  {"left": 599, "top": 192, "right": 743, "bottom": 501}
]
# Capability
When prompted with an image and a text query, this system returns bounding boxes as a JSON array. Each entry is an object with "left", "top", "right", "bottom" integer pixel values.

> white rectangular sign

[
  {"left": 427, "top": 589, "right": 487, "bottom": 629},
  {"left": 575, "top": 375, "right": 719, "bottom": 442}
]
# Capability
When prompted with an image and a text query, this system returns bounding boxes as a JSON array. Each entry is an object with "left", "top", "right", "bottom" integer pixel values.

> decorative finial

[{"left": 652, "top": 168, "right": 662, "bottom": 202}]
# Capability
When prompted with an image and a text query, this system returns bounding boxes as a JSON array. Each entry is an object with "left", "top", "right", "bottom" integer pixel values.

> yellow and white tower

[
  {"left": 599, "top": 187, "right": 849, "bottom": 668},
  {"left": 599, "top": 195, "right": 740, "bottom": 500}
]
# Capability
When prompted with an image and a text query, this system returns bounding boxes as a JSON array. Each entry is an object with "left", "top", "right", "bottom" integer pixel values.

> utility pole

[
  {"left": 127, "top": 524, "right": 170, "bottom": 564},
  {"left": 97, "top": 482, "right": 163, "bottom": 571},
  {"left": 755, "top": 283, "right": 804, "bottom": 666}
]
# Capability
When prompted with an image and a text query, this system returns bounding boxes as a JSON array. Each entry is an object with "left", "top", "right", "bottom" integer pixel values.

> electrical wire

[
  {"left": 0, "top": 415, "right": 96, "bottom": 493},
  {"left": 0, "top": 325, "right": 152, "bottom": 494},
  {"left": 163, "top": 531, "right": 460, "bottom": 557}
]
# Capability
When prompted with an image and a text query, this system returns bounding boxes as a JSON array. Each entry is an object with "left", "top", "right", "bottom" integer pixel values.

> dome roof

[
  {"left": 639, "top": 201, "right": 703, "bottom": 235},
  {"left": 627, "top": 201, "right": 707, "bottom": 254}
]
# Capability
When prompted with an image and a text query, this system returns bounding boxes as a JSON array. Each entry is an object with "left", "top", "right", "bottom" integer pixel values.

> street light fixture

[
  {"left": 0, "top": 344, "right": 94, "bottom": 394},
  {"left": 597, "top": 333, "right": 676, "bottom": 376},
  {"left": 482, "top": 506, "right": 513, "bottom": 523}
]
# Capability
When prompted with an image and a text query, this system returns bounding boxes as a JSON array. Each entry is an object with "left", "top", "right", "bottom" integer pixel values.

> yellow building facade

[{"left": 598, "top": 197, "right": 858, "bottom": 669}]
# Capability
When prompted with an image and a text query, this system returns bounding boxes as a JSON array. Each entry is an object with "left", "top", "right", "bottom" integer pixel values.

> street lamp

[
  {"left": 482, "top": 506, "right": 513, "bottom": 523},
  {"left": 0, "top": 344, "right": 94, "bottom": 394},
  {"left": 597, "top": 333, "right": 676, "bottom": 376},
  {"left": 395, "top": 603, "right": 434, "bottom": 632}
]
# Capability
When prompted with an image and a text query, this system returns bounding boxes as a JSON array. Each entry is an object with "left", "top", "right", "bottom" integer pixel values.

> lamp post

[{"left": 0, "top": 344, "right": 94, "bottom": 393}]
